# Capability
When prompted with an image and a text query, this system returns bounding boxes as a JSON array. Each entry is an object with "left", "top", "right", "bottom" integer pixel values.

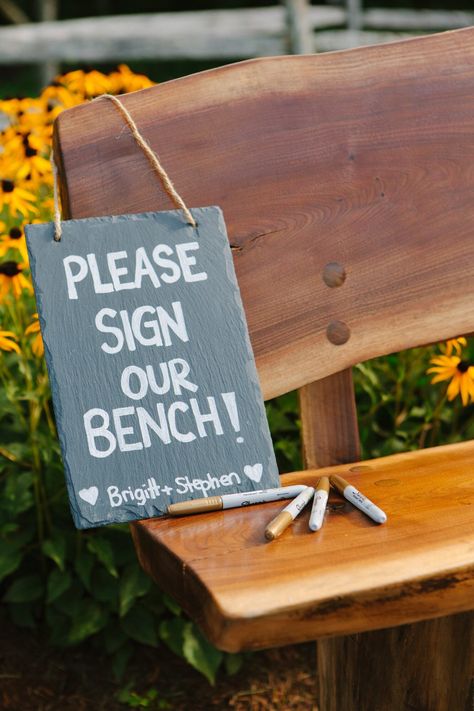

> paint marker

[
  {"left": 329, "top": 475, "right": 387, "bottom": 524},
  {"left": 265, "top": 486, "right": 315, "bottom": 541},
  {"left": 309, "top": 476, "right": 330, "bottom": 532},
  {"left": 167, "top": 485, "right": 307, "bottom": 516}
]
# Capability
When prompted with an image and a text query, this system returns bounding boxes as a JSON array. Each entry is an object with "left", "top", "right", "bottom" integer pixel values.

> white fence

[{"left": 0, "top": 0, "right": 472, "bottom": 84}]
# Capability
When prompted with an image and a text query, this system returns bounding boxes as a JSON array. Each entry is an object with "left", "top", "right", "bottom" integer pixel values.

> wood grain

[
  {"left": 299, "top": 369, "right": 360, "bottom": 468},
  {"left": 317, "top": 612, "right": 474, "bottom": 711},
  {"left": 131, "top": 440, "right": 474, "bottom": 652},
  {"left": 54, "top": 27, "right": 474, "bottom": 400}
]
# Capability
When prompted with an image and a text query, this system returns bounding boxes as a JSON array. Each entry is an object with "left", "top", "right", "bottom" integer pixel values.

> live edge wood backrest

[{"left": 54, "top": 27, "right": 474, "bottom": 466}]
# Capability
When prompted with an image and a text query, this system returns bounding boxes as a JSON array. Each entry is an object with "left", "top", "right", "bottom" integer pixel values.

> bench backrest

[{"left": 54, "top": 26, "right": 474, "bottom": 467}]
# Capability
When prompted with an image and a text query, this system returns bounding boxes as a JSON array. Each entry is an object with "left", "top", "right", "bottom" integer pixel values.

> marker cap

[
  {"left": 316, "top": 476, "right": 330, "bottom": 493},
  {"left": 329, "top": 475, "right": 349, "bottom": 495},
  {"left": 265, "top": 511, "right": 293, "bottom": 541}
]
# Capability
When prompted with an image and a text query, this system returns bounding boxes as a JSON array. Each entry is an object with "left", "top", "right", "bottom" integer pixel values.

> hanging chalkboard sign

[{"left": 26, "top": 207, "right": 279, "bottom": 529}]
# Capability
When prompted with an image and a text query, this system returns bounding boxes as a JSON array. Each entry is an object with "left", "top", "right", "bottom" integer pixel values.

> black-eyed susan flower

[
  {"left": 0, "top": 174, "right": 38, "bottom": 217},
  {"left": 1, "top": 97, "right": 51, "bottom": 136},
  {"left": 41, "top": 82, "right": 82, "bottom": 117},
  {"left": 25, "top": 313, "right": 43, "bottom": 357},
  {"left": 0, "top": 225, "right": 29, "bottom": 262},
  {"left": 60, "top": 69, "right": 112, "bottom": 98},
  {"left": 109, "top": 64, "right": 155, "bottom": 94},
  {"left": 0, "top": 260, "right": 32, "bottom": 301},
  {"left": 0, "top": 330, "right": 20, "bottom": 354},
  {"left": 18, "top": 133, "right": 51, "bottom": 183},
  {"left": 427, "top": 354, "right": 474, "bottom": 406},
  {"left": 442, "top": 337, "right": 467, "bottom": 357}
]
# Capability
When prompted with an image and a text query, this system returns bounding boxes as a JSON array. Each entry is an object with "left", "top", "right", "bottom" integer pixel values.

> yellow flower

[
  {"left": 0, "top": 97, "right": 51, "bottom": 134},
  {"left": 0, "top": 330, "right": 20, "bottom": 354},
  {"left": 25, "top": 313, "right": 44, "bottom": 356},
  {"left": 0, "top": 66, "right": 157, "bottom": 262},
  {"left": 0, "top": 175, "right": 38, "bottom": 217},
  {"left": 427, "top": 354, "right": 474, "bottom": 406},
  {"left": 0, "top": 225, "right": 29, "bottom": 262},
  {"left": 20, "top": 135, "right": 51, "bottom": 184},
  {"left": 442, "top": 337, "right": 467, "bottom": 357},
  {"left": 109, "top": 64, "right": 155, "bottom": 94},
  {"left": 0, "top": 260, "right": 33, "bottom": 301},
  {"left": 60, "top": 69, "right": 112, "bottom": 98},
  {"left": 41, "top": 81, "right": 83, "bottom": 115}
]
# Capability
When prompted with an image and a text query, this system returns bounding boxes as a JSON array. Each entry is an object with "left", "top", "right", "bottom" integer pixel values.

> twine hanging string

[
  {"left": 51, "top": 149, "right": 63, "bottom": 241},
  {"left": 51, "top": 93, "right": 196, "bottom": 241}
]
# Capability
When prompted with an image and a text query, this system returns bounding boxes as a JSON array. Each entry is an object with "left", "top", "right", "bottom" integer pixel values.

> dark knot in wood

[
  {"left": 322, "top": 262, "right": 346, "bottom": 287},
  {"left": 326, "top": 320, "right": 350, "bottom": 345}
]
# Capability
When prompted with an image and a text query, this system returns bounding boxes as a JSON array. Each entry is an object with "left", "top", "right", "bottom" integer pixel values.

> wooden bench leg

[
  {"left": 316, "top": 611, "right": 474, "bottom": 711},
  {"left": 300, "top": 374, "right": 473, "bottom": 710}
]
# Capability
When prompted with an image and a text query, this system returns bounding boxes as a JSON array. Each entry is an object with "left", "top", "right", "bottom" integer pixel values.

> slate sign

[{"left": 26, "top": 207, "right": 279, "bottom": 529}]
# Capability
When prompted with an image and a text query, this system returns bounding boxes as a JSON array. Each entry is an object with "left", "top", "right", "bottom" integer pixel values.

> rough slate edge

[{"left": 26, "top": 206, "right": 279, "bottom": 529}]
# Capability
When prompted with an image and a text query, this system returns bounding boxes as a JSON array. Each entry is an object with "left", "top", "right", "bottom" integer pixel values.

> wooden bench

[{"left": 54, "top": 26, "right": 474, "bottom": 711}]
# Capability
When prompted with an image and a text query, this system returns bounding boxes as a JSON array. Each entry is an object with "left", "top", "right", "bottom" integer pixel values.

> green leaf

[
  {"left": 119, "top": 564, "right": 151, "bottom": 617},
  {"left": 0, "top": 545, "right": 22, "bottom": 582},
  {"left": 143, "top": 589, "right": 165, "bottom": 616},
  {"left": 225, "top": 653, "right": 244, "bottom": 676},
  {"left": 112, "top": 645, "right": 132, "bottom": 681},
  {"left": 75, "top": 550, "right": 95, "bottom": 590},
  {"left": 162, "top": 593, "right": 181, "bottom": 617},
  {"left": 68, "top": 599, "right": 108, "bottom": 644},
  {"left": 160, "top": 618, "right": 224, "bottom": 683},
  {"left": 159, "top": 617, "right": 185, "bottom": 657},
  {"left": 121, "top": 606, "right": 158, "bottom": 647},
  {"left": 3, "top": 574, "right": 44, "bottom": 603},
  {"left": 103, "top": 623, "right": 128, "bottom": 654},
  {"left": 1, "top": 471, "right": 34, "bottom": 516},
  {"left": 87, "top": 536, "right": 118, "bottom": 578},
  {"left": 42, "top": 536, "right": 67, "bottom": 571},
  {"left": 182, "top": 622, "right": 223, "bottom": 685},
  {"left": 91, "top": 567, "right": 119, "bottom": 607},
  {"left": 53, "top": 585, "right": 85, "bottom": 617},
  {"left": 45, "top": 606, "right": 70, "bottom": 646},
  {"left": 46, "top": 569, "right": 72, "bottom": 603},
  {"left": 116, "top": 687, "right": 160, "bottom": 708}
]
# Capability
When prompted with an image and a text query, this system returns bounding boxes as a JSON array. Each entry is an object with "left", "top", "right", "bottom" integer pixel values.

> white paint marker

[
  {"left": 265, "top": 486, "right": 315, "bottom": 540},
  {"left": 309, "top": 476, "right": 330, "bottom": 532},
  {"left": 167, "top": 485, "right": 307, "bottom": 516},
  {"left": 330, "top": 475, "right": 387, "bottom": 524}
]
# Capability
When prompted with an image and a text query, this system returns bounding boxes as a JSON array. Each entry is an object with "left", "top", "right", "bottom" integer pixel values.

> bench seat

[{"left": 132, "top": 440, "right": 474, "bottom": 652}]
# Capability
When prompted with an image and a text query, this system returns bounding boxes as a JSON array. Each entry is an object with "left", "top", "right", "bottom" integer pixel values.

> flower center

[
  {"left": 1, "top": 180, "right": 14, "bottom": 193},
  {"left": 457, "top": 361, "right": 470, "bottom": 373},
  {"left": 25, "top": 145, "right": 37, "bottom": 157},
  {"left": 0, "top": 261, "right": 21, "bottom": 277},
  {"left": 9, "top": 227, "right": 22, "bottom": 240}
]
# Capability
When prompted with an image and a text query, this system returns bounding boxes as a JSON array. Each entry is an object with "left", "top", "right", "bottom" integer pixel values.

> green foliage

[
  {"left": 354, "top": 344, "right": 474, "bottom": 460},
  {"left": 0, "top": 310, "right": 244, "bottom": 683},
  {"left": 116, "top": 684, "right": 171, "bottom": 709},
  {"left": 160, "top": 616, "right": 223, "bottom": 685}
]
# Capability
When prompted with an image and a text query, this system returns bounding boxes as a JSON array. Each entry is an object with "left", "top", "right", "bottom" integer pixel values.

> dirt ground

[{"left": 0, "top": 620, "right": 317, "bottom": 710}]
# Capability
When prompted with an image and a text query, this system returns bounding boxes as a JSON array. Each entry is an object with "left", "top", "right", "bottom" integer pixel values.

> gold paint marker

[
  {"left": 265, "top": 486, "right": 315, "bottom": 541},
  {"left": 309, "top": 476, "right": 330, "bottom": 532},
  {"left": 167, "top": 485, "right": 307, "bottom": 516},
  {"left": 330, "top": 475, "right": 387, "bottom": 524}
]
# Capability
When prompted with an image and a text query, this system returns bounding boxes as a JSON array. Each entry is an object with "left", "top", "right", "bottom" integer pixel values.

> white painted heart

[
  {"left": 78, "top": 486, "right": 99, "bottom": 506},
  {"left": 243, "top": 463, "right": 263, "bottom": 483}
]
